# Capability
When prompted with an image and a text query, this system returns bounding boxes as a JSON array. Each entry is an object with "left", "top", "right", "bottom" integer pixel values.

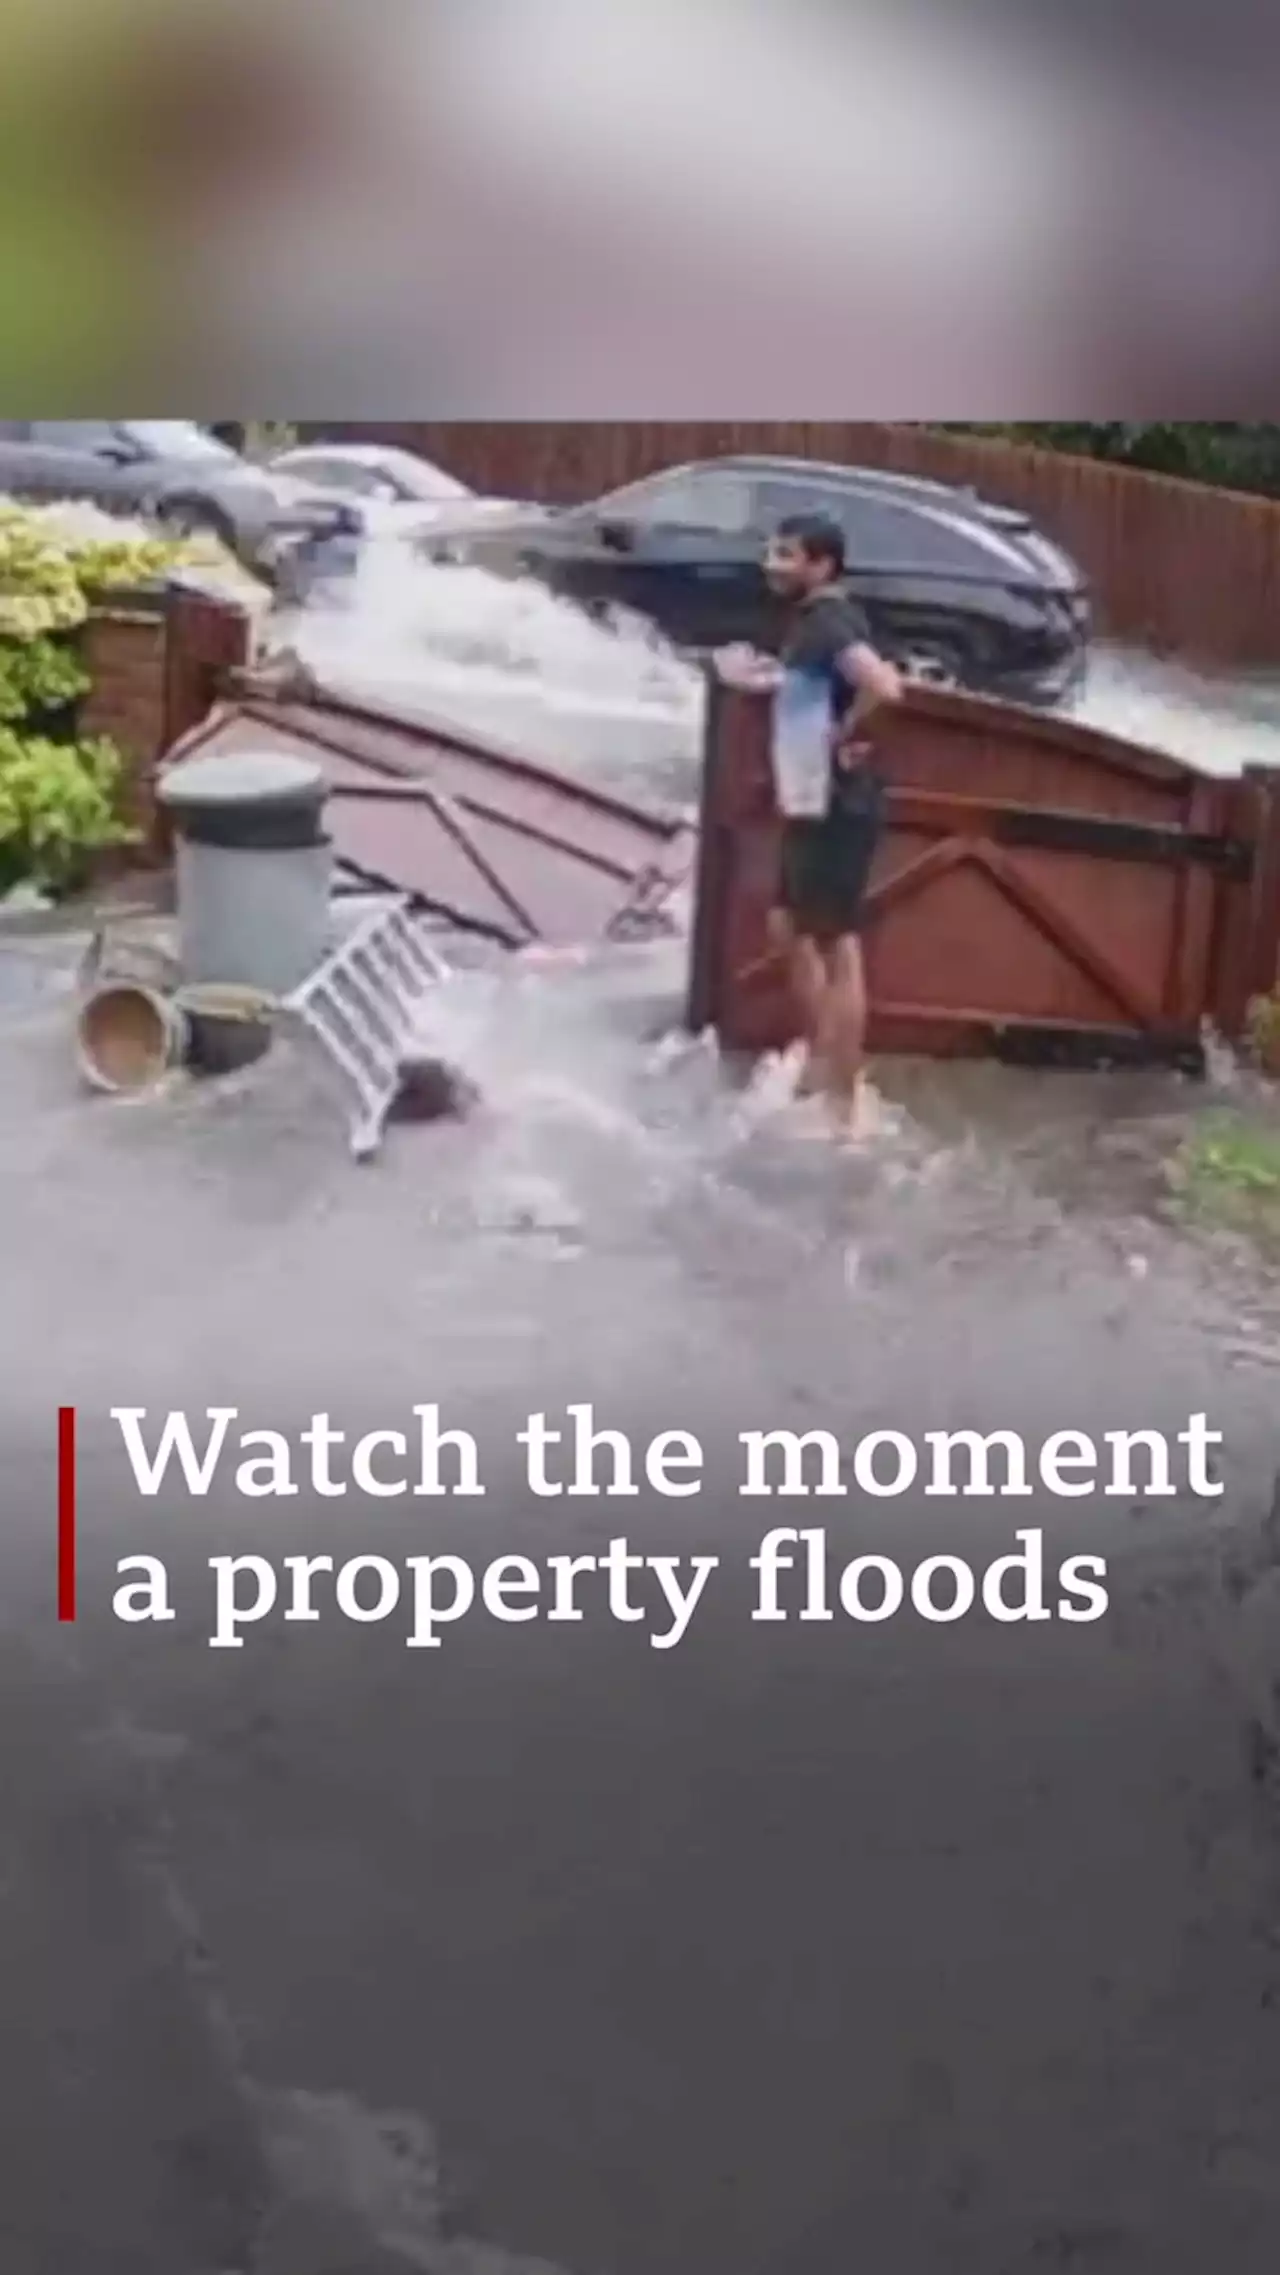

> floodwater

[
  {"left": 1076, "top": 644, "right": 1280, "bottom": 776},
  {"left": 282, "top": 534, "right": 1280, "bottom": 809}
]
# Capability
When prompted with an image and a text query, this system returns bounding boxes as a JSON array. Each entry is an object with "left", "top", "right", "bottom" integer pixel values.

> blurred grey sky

[{"left": 2, "top": 0, "right": 1277, "bottom": 407}]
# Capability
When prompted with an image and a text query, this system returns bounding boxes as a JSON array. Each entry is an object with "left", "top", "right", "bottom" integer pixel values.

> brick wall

[
  {"left": 79, "top": 585, "right": 253, "bottom": 851},
  {"left": 79, "top": 596, "right": 169, "bottom": 832}
]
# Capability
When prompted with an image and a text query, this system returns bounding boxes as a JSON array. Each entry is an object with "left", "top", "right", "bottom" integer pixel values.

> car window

[
  {"left": 753, "top": 477, "right": 834, "bottom": 529},
  {"left": 674, "top": 469, "right": 753, "bottom": 532},
  {"left": 754, "top": 477, "right": 995, "bottom": 576},
  {"left": 841, "top": 496, "right": 991, "bottom": 574},
  {"left": 123, "top": 421, "right": 237, "bottom": 462},
  {"left": 29, "top": 422, "right": 121, "bottom": 453},
  {"left": 283, "top": 456, "right": 387, "bottom": 496},
  {"left": 600, "top": 467, "right": 754, "bottom": 533},
  {"left": 380, "top": 456, "right": 471, "bottom": 504}
]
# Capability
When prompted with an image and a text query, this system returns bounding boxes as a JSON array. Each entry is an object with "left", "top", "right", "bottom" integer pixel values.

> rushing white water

[
  {"left": 284, "top": 533, "right": 1280, "bottom": 799},
  {"left": 280, "top": 534, "right": 703, "bottom": 806},
  {"left": 1074, "top": 644, "right": 1280, "bottom": 775}
]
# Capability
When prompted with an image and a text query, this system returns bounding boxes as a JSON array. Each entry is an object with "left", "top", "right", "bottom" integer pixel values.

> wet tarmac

[{"left": 4, "top": 917, "right": 1280, "bottom": 2273}]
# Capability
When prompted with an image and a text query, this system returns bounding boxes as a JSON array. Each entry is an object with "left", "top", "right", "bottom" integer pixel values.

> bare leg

[
  {"left": 822, "top": 933, "right": 869, "bottom": 1130},
  {"left": 787, "top": 928, "right": 831, "bottom": 1096}
]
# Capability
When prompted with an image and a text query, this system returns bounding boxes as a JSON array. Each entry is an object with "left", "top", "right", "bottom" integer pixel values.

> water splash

[
  {"left": 280, "top": 531, "right": 704, "bottom": 801},
  {"left": 1074, "top": 644, "right": 1280, "bottom": 776},
  {"left": 279, "top": 527, "right": 1280, "bottom": 794}
]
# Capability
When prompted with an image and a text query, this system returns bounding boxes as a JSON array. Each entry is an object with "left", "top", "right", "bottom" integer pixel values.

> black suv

[{"left": 443, "top": 454, "right": 1091, "bottom": 706}]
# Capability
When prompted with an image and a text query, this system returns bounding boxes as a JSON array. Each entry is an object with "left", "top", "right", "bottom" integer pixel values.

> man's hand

[
  {"left": 830, "top": 724, "right": 875, "bottom": 770},
  {"left": 713, "top": 643, "right": 783, "bottom": 693}
]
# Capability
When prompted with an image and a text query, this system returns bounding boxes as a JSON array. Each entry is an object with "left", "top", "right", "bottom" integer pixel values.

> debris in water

[{"left": 391, "top": 1054, "right": 479, "bottom": 1125}]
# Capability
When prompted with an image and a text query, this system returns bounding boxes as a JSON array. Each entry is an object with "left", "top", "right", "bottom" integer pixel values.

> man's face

[{"left": 763, "top": 533, "right": 820, "bottom": 599}]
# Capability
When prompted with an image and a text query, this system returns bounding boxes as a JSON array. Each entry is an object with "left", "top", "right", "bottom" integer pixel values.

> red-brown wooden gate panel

[{"left": 688, "top": 681, "right": 1280, "bottom": 1071}]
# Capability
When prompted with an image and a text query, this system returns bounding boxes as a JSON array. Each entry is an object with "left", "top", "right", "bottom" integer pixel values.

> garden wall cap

[
  {"left": 158, "top": 750, "right": 326, "bottom": 810},
  {"left": 83, "top": 580, "right": 168, "bottom": 612}
]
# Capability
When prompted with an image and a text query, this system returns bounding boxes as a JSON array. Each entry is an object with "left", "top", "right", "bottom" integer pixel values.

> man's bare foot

[
  {"left": 826, "top": 1080, "right": 867, "bottom": 1141},
  {"left": 795, "top": 1052, "right": 827, "bottom": 1100}
]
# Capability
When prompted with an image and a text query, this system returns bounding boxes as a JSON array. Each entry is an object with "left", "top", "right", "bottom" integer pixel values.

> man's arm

[
  {"left": 713, "top": 642, "right": 783, "bottom": 693},
  {"left": 837, "top": 640, "right": 904, "bottom": 731}
]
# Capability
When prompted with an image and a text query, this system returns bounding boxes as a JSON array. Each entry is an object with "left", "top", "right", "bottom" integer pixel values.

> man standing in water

[{"left": 717, "top": 514, "right": 903, "bottom": 1131}]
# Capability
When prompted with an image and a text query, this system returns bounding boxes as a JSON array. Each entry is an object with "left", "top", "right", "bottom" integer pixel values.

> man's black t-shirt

[
  {"left": 778, "top": 583, "right": 879, "bottom": 821},
  {"left": 782, "top": 584, "right": 871, "bottom": 702}
]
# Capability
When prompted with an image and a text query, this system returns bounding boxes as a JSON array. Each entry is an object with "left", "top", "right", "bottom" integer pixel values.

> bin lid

[{"left": 158, "top": 750, "right": 326, "bottom": 812}]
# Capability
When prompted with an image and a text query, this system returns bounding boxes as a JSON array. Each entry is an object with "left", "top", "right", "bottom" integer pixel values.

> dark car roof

[
  {"left": 616, "top": 455, "right": 1082, "bottom": 591},
  {"left": 646, "top": 454, "right": 1028, "bottom": 525}
]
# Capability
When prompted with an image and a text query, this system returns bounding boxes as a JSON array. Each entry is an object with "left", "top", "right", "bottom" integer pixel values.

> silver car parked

[{"left": 0, "top": 419, "right": 358, "bottom": 574}]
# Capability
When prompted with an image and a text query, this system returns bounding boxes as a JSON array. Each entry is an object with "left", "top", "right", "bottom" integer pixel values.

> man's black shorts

[{"left": 777, "top": 782, "right": 885, "bottom": 943}]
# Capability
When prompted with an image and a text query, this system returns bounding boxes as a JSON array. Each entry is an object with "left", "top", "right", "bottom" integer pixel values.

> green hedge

[{"left": 0, "top": 505, "right": 235, "bottom": 897}]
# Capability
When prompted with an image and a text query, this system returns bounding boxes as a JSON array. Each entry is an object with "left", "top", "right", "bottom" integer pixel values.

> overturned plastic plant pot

[
  {"left": 176, "top": 983, "right": 275, "bottom": 1078},
  {"left": 77, "top": 981, "right": 188, "bottom": 1096}
]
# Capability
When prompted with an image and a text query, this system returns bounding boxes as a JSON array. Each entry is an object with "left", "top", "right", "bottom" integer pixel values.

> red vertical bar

[
  {"left": 1243, "top": 764, "right": 1280, "bottom": 1007},
  {"left": 57, "top": 1406, "right": 77, "bottom": 1623}
]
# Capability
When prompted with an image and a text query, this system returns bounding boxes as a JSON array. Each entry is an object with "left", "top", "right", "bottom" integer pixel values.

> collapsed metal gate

[{"left": 689, "top": 680, "right": 1280, "bottom": 1069}]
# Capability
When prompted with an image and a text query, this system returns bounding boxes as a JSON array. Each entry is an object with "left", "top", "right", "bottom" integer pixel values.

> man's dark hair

[{"left": 774, "top": 512, "right": 847, "bottom": 577}]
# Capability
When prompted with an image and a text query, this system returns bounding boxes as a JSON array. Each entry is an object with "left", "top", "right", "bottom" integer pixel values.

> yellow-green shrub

[{"left": 0, "top": 501, "right": 234, "bottom": 893}]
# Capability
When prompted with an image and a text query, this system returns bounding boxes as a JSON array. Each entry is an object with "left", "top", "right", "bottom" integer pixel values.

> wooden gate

[
  {"left": 688, "top": 681, "right": 1280, "bottom": 1070},
  {"left": 160, "top": 680, "right": 693, "bottom": 950}
]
